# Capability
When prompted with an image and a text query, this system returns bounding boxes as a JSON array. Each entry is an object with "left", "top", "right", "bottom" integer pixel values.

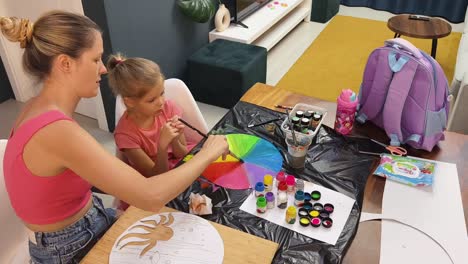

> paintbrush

[
  {"left": 285, "top": 109, "right": 298, "bottom": 146},
  {"left": 178, "top": 118, "right": 208, "bottom": 139},
  {"left": 179, "top": 118, "right": 245, "bottom": 163},
  {"left": 247, "top": 117, "right": 283, "bottom": 128}
]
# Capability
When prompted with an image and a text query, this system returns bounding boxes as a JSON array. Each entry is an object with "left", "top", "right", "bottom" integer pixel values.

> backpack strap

[
  {"left": 357, "top": 50, "right": 394, "bottom": 123},
  {"left": 385, "top": 38, "right": 423, "bottom": 59},
  {"left": 382, "top": 53, "right": 419, "bottom": 146}
]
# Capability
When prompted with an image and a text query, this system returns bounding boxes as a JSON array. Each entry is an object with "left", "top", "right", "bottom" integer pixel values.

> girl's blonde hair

[
  {"left": 107, "top": 53, "right": 165, "bottom": 98},
  {"left": 0, "top": 10, "right": 101, "bottom": 80}
]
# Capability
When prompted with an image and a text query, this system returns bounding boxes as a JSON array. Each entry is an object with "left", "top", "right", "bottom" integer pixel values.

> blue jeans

[{"left": 29, "top": 195, "right": 116, "bottom": 264}]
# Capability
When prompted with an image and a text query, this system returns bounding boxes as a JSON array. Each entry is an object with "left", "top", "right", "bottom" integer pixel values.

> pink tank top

[{"left": 3, "top": 110, "right": 91, "bottom": 225}]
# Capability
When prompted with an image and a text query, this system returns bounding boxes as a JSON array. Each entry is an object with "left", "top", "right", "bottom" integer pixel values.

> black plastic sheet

[{"left": 168, "top": 101, "right": 379, "bottom": 263}]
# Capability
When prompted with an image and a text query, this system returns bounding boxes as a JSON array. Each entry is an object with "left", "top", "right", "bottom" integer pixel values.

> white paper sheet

[
  {"left": 240, "top": 180, "right": 355, "bottom": 245},
  {"left": 378, "top": 159, "right": 468, "bottom": 264},
  {"left": 109, "top": 212, "right": 224, "bottom": 264}
]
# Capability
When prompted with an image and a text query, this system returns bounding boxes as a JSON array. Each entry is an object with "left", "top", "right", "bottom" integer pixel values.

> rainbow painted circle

[{"left": 185, "top": 134, "right": 283, "bottom": 189}]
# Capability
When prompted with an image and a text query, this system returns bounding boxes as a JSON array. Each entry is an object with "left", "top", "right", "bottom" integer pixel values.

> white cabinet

[{"left": 209, "top": 0, "right": 311, "bottom": 51}]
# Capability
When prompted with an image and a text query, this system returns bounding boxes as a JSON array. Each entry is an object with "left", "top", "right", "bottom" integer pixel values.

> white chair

[
  {"left": 115, "top": 78, "right": 209, "bottom": 143},
  {"left": 448, "top": 7, "right": 468, "bottom": 134},
  {"left": 0, "top": 139, "right": 30, "bottom": 264}
]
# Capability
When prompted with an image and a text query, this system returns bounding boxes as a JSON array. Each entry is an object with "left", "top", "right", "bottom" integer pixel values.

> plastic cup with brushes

[{"left": 284, "top": 109, "right": 311, "bottom": 168}]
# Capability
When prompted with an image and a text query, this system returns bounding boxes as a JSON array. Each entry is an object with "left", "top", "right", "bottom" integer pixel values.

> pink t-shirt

[{"left": 114, "top": 100, "right": 195, "bottom": 172}]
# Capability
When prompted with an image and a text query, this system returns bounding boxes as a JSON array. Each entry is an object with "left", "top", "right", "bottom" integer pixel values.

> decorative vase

[{"left": 215, "top": 4, "right": 230, "bottom": 32}]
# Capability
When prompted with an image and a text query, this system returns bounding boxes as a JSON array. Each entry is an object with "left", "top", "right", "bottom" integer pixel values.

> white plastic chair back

[
  {"left": 115, "top": 78, "right": 208, "bottom": 144},
  {"left": 0, "top": 139, "right": 30, "bottom": 263}
]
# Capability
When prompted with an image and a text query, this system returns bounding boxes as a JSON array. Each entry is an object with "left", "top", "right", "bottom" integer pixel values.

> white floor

[{"left": 0, "top": 5, "right": 464, "bottom": 207}]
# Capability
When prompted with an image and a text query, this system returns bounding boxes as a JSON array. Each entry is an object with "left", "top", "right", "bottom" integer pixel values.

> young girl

[
  {"left": 1, "top": 11, "right": 228, "bottom": 263},
  {"left": 107, "top": 54, "right": 197, "bottom": 176}
]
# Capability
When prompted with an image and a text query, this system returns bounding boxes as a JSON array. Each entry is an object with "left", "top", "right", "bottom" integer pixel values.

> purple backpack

[{"left": 356, "top": 38, "right": 450, "bottom": 151}]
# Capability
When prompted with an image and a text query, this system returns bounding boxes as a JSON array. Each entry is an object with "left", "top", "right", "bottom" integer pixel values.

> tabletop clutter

[{"left": 254, "top": 172, "right": 335, "bottom": 228}]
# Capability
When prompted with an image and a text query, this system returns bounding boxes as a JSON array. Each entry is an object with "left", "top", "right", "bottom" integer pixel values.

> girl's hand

[
  {"left": 198, "top": 135, "right": 229, "bottom": 162},
  {"left": 169, "top": 115, "right": 185, "bottom": 135},
  {"left": 159, "top": 121, "right": 180, "bottom": 149}
]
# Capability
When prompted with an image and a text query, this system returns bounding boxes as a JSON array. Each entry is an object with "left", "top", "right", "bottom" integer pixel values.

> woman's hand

[
  {"left": 198, "top": 135, "right": 229, "bottom": 162},
  {"left": 159, "top": 121, "right": 180, "bottom": 149}
]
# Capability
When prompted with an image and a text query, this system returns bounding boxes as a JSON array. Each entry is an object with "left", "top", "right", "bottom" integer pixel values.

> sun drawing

[{"left": 116, "top": 213, "right": 175, "bottom": 257}]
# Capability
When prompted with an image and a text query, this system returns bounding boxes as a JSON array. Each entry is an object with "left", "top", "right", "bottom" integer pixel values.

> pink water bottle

[{"left": 335, "top": 89, "right": 359, "bottom": 135}]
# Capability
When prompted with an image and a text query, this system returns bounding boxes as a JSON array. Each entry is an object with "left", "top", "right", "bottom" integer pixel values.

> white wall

[{"left": 0, "top": 0, "right": 109, "bottom": 131}]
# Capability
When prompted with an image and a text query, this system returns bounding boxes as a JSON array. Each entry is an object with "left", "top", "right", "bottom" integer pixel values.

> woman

[{"left": 0, "top": 10, "right": 229, "bottom": 263}]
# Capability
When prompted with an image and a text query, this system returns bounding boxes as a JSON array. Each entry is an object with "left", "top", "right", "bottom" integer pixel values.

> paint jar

[
  {"left": 276, "top": 171, "right": 286, "bottom": 188},
  {"left": 295, "top": 179, "right": 304, "bottom": 193},
  {"left": 265, "top": 192, "right": 275, "bottom": 209},
  {"left": 302, "top": 202, "right": 313, "bottom": 211},
  {"left": 294, "top": 190, "right": 305, "bottom": 206},
  {"left": 286, "top": 175, "right": 295, "bottom": 193},
  {"left": 295, "top": 110, "right": 304, "bottom": 119},
  {"left": 319, "top": 211, "right": 330, "bottom": 220},
  {"left": 298, "top": 208, "right": 309, "bottom": 218},
  {"left": 263, "top": 174, "right": 273, "bottom": 192},
  {"left": 324, "top": 203, "right": 335, "bottom": 214},
  {"left": 309, "top": 210, "right": 320, "bottom": 219},
  {"left": 311, "top": 190, "right": 321, "bottom": 201},
  {"left": 299, "top": 217, "right": 310, "bottom": 227},
  {"left": 255, "top": 182, "right": 265, "bottom": 197},
  {"left": 277, "top": 181, "right": 287, "bottom": 196},
  {"left": 277, "top": 191, "right": 288, "bottom": 209},
  {"left": 311, "top": 113, "right": 322, "bottom": 130},
  {"left": 304, "top": 110, "right": 313, "bottom": 122},
  {"left": 304, "top": 192, "right": 311, "bottom": 203},
  {"left": 256, "top": 197, "right": 267, "bottom": 214},
  {"left": 291, "top": 116, "right": 301, "bottom": 132},
  {"left": 322, "top": 217, "right": 333, "bottom": 228},
  {"left": 313, "top": 203, "right": 324, "bottom": 212},
  {"left": 311, "top": 217, "right": 322, "bottom": 227},
  {"left": 301, "top": 118, "right": 310, "bottom": 134},
  {"left": 285, "top": 206, "right": 297, "bottom": 224}
]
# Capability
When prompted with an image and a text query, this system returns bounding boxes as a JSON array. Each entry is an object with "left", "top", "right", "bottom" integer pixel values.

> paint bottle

[
  {"left": 263, "top": 174, "right": 273, "bottom": 192},
  {"left": 265, "top": 192, "right": 275, "bottom": 209},
  {"left": 277, "top": 192, "right": 288, "bottom": 209},
  {"left": 255, "top": 182, "right": 265, "bottom": 197},
  {"left": 294, "top": 190, "right": 305, "bottom": 206},
  {"left": 276, "top": 171, "right": 286, "bottom": 187},
  {"left": 301, "top": 118, "right": 310, "bottom": 134},
  {"left": 311, "top": 113, "right": 322, "bottom": 130},
  {"left": 295, "top": 179, "right": 304, "bottom": 193},
  {"left": 295, "top": 110, "right": 304, "bottom": 119},
  {"left": 335, "top": 89, "right": 358, "bottom": 135},
  {"left": 286, "top": 175, "right": 295, "bottom": 194},
  {"left": 277, "top": 181, "right": 288, "bottom": 196},
  {"left": 285, "top": 206, "right": 297, "bottom": 224},
  {"left": 311, "top": 190, "right": 321, "bottom": 201},
  {"left": 256, "top": 197, "right": 267, "bottom": 214},
  {"left": 291, "top": 116, "right": 301, "bottom": 132},
  {"left": 277, "top": 182, "right": 288, "bottom": 209},
  {"left": 304, "top": 110, "right": 313, "bottom": 120}
]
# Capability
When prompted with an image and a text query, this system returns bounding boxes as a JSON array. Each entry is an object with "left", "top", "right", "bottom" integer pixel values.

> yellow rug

[{"left": 276, "top": 15, "right": 461, "bottom": 102}]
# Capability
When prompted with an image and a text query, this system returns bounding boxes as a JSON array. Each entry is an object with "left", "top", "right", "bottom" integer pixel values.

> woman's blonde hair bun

[{"left": 0, "top": 16, "right": 34, "bottom": 48}]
